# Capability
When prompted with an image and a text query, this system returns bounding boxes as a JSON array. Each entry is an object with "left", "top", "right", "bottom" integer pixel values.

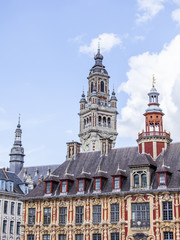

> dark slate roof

[
  {"left": 25, "top": 143, "right": 180, "bottom": 199},
  {"left": 18, "top": 164, "right": 59, "bottom": 186},
  {"left": 0, "top": 168, "right": 25, "bottom": 195}
]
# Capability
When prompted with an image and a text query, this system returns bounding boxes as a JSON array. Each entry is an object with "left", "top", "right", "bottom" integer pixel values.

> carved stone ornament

[
  {"left": 109, "top": 197, "right": 120, "bottom": 204},
  {"left": 74, "top": 198, "right": 86, "bottom": 206},
  {"left": 58, "top": 200, "right": 68, "bottom": 207},
  {"left": 161, "top": 192, "right": 172, "bottom": 201},
  {"left": 131, "top": 194, "right": 149, "bottom": 203},
  {"left": 161, "top": 222, "right": 175, "bottom": 232},
  {"left": 91, "top": 197, "right": 102, "bottom": 205}
]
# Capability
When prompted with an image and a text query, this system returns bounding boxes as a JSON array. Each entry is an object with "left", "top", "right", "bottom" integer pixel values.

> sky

[{"left": 1, "top": 0, "right": 180, "bottom": 167}]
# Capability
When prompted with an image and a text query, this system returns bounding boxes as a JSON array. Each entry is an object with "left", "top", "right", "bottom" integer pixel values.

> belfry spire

[{"left": 9, "top": 116, "right": 25, "bottom": 174}]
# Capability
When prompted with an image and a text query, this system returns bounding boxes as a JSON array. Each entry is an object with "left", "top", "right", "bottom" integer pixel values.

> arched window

[
  {"left": 84, "top": 119, "right": 86, "bottom": 128},
  {"left": 141, "top": 174, "right": 147, "bottom": 187},
  {"left": 100, "top": 81, "right": 104, "bottom": 92},
  {"left": 103, "top": 117, "right": 106, "bottom": 127},
  {"left": 149, "top": 123, "right": 154, "bottom": 132},
  {"left": 134, "top": 175, "right": 139, "bottom": 187},
  {"left": 108, "top": 117, "right": 111, "bottom": 127},
  {"left": 91, "top": 82, "right": 94, "bottom": 93},
  {"left": 98, "top": 116, "right": 101, "bottom": 126},
  {"left": 155, "top": 123, "right": 159, "bottom": 131},
  {"left": 89, "top": 117, "right": 91, "bottom": 125}
]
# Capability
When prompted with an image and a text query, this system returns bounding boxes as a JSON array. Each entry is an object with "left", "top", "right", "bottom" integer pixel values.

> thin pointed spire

[
  {"left": 152, "top": 74, "right": 156, "bottom": 88},
  {"left": 17, "top": 113, "right": 21, "bottom": 128},
  {"left": 98, "top": 37, "right": 101, "bottom": 53}
]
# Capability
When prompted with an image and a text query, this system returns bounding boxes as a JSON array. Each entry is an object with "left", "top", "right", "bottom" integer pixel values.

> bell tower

[
  {"left": 9, "top": 116, "right": 25, "bottom": 174},
  {"left": 78, "top": 48, "right": 118, "bottom": 153},
  {"left": 137, "top": 77, "right": 172, "bottom": 158}
]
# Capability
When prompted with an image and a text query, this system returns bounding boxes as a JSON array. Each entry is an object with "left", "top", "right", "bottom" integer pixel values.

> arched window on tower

[
  {"left": 108, "top": 117, "right": 111, "bottom": 127},
  {"left": 98, "top": 116, "right": 102, "bottom": 126},
  {"left": 89, "top": 116, "right": 91, "bottom": 126},
  {"left": 91, "top": 82, "right": 94, "bottom": 93},
  {"left": 155, "top": 123, "right": 159, "bottom": 132},
  {"left": 103, "top": 117, "right": 106, "bottom": 127},
  {"left": 149, "top": 123, "right": 154, "bottom": 132},
  {"left": 84, "top": 119, "right": 86, "bottom": 129},
  {"left": 100, "top": 81, "right": 104, "bottom": 92}
]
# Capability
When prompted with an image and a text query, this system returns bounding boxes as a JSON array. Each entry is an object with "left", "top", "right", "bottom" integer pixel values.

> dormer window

[
  {"left": 94, "top": 178, "right": 101, "bottom": 191},
  {"left": 131, "top": 170, "right": 148, "bottom": 189},
  {"left": 113, "top": 177, "right": 120, "bottom": 190},
  {"left": 159, "top": 173, "right": 166, "bottom": 186},
  {"left": 61, "top": 180, "right": 67, "bottom": 193},
  {"left": 77, "top": 179, "right": 84, "bottom": 192},
  {"left": 45, "top": 182, "right": 52, "bottom": 194},
  {"left": 0, "top": 180, "right": 6, "bottom": 191}
]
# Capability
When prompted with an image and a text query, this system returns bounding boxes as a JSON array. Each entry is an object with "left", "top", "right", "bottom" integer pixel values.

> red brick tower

[{"left": 137, "top": 77, "right": 172, "bottom": 158}]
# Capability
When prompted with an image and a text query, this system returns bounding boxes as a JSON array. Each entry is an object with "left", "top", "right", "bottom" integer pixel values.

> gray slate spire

[{"left": 9, "top": 115, "right": 25, "bottom": 174}]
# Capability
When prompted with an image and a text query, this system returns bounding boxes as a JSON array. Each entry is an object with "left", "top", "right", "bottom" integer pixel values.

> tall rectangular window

[
  {"left": 28, "top": 208, "right": 36, "bottom": 225},
  {"left": 61, "top": 181, "right": 67, "bottom": 193},
  {"left": 17, "top": 203, "right": 21, "bottom": 215},
  {"left": 44, "top": 208, "right": 51, "bottom": 225},
  {"left": 93, "top": 234, "right": 101, "bottom": 240},
  {"left": 76, "top": 206, "right": 84, "bottom": 224},
  {"left": 17, "top": 222, "right": 20, "bottom": 235},
  {"left": 43, "top": 235, "right": 50, "bottom": 240},
  {"left": 46, "top": 182, "right": 51, "bottom": 194},
  {"left": 111, "top": 204, "right": 119, "bottom": 223},
  {"left": 59, "top": 235, "right": 66, "bottom": 240},
  {"left": 59, "top": 207, "right": 67, "bottom": 225},
  {"left": 159, "top": 173, "right": 166, "bottom": 186},
  {"left": 4, "top": 201, "right": 8, "bottom": 214},
  {"left": 75, "top": 234, "right": 83, "bottom": 240},
  {"left": 3, "top": 220, "right": 7, "bottom": 233},
  {"left": 11, "top": 202, "right": 15, "bottom": 215},
  {"left": 164, "top": 232, "right": 173, "bottom": 240},
  {"left": 93, "top": 205, "right": 101, "bottom": 224},
  {"left": 114, "top": 177, "right": 120, "bottom": 189},
  {"left": 131, "top": 203, "right": 150, "bottom": 228},
  {"left": 111, "top": 233, "right": 119, "bottom": 240},
  {"left": 27, "top": 235, "right": 35, "bottom": 240},
  {"left": 10, "top": 221, "right": 14, "bottom": 234},
  {"left": 163, "top": 202, "right": 173, "bottom": 221},
  {"left": 78, "top": 180, "right": 84, "bottom": 192},
  {"left": 94, "top": 178, "right": 100, "bottom": 190}
]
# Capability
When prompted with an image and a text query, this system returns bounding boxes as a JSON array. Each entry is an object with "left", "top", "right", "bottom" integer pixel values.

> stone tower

[
  {"left": 78, "top": 49, "right": 118, "bottom": 154},
  {"left": 137, "top": 79, "right": 172, "bottom": 158},
  {"left": 9, "top": 116, "right": 25, "bottom": 174}
]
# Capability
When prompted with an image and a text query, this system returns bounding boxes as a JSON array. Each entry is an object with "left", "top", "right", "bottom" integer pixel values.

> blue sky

[{"left": 1, "top": 0, "right": 180, "bottom": 167}]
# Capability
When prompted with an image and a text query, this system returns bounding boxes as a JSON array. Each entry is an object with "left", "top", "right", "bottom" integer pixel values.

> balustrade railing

[
  {"left": 138, "top": 131, "right": 170, "bottom": 138},
  {"left": 131, "top": 219, "right": 150, "bottom": 228}
]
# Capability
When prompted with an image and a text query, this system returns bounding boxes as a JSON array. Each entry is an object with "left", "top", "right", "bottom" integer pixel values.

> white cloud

[
  {"left": 134, "top": 35, "right": 145, "bottom": 41},
  {"left": 172, "top": 8, "right": 180, "bottom": 25},
  {"left": 69, "top": 34, "right": 85, "bottom": 43},
  {"left": 66, "top": 129, "right": 73, "bottom": 134},
  {"left": 79, "top": 33, "right": 121, "bottom": 55},
  {"left": 136, "top": 0, "right": 165, "bottom": 23},
  {"left": 118, "top": 35, "right": 180, "bottom": 143}
]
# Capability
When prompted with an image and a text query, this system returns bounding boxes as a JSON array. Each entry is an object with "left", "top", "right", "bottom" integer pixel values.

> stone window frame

[{"left": 130, "top": 168, "right": 150, "bottom": 190}]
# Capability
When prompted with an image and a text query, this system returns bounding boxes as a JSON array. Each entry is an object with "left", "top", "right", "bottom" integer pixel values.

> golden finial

[
  {"left": 65, "top": 168, "right": 68, "bottom": 174},
  {"left": 152, "top": 74, "right": 156, "bottom": 88},
  {"left": 98, "top": 165, "right": 101, "bottom": 172},
  {"left": 117, "top": 163, "right": 120, "bottom": 170},
  {"left": 162, "top": 159, "right": 165, "bottom": 167},
  {"left": 82, "top": 167, "right": 84, "bottom": 173}
]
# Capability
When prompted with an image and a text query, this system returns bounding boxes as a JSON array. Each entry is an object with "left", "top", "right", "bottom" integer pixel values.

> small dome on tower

[
  {"left": 89, "top": 49, "right": 108, "bottom": 76},
  {"left": 111, "top": 89, "right": 117, "bottom": 101},
  {"left": 80, "top": 91, "right": 86, "bottom": 102}
]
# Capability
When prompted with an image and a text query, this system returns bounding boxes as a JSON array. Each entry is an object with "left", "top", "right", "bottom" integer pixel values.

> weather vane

[{"left": 152, "top": 74, "right": 156, "bottom": 88}]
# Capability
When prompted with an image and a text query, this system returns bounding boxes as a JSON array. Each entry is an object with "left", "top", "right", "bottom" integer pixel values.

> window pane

[
  {"left": 134, "top": 175, "right": 139, "bottom": 187},
  {"left": 17, "top": 203, "right": 21, "bottom": 215},
  {"left": 44, "top": 208, "right": 51, "bottom": 225},
  {"left": 75, "top": 234, "right": 83, "bottom": 240},
  {"left": 76, "top": 206, "right": 84, "bottom": 224},
  {"left": 10, "top": 221, "right": 14, "bottom": 234},
  {"left": 46, "top": 182, "right": 51, "bottom": 193},
  {"left": 78, "top": 180, "right": 84, "bottom": 192},
  {"left": 141, "top": 174, "right": 147, "bottom": 187},
  {"left": 111, "top": 204, "right": 119, "bottom": 223},
  {"left": 93, "top": 234, "right": 101, "bottom": 240},
  {"left": 93, "top": 205, "right": 101, "bottom": 224},
  {"left": 62, "top": 181, "right": 67, "bottom": 193},
  {"left": 159, "top": 173, "right": 166, "bottom": 185},
  {"left": 4, "top": 201, "right": 8, "bottom": 214},
  {"left": 43, "top": 235, "right": 50, "bottom": 240},
  {"left": 163, "top": 202, "right": 173, "bottom": 221},
  {"left": 95, "top": 179, "right": 100, "bottom": 190},
  {"left": 28, "top": 208, "right": 35, "bottom": 225},
  {"left": 59, "top": 235, "right": 66, "bottom": 240},
  {"left": 131, "top": 203, "right": 150, "bottom": 228},
  {"left": 59, "top": 207, "right": 67, "bottom": 225},
  {"left": 11, "top": 202, "right": 15, "bottom": 215},
  {"left": 114, "top": 177, "right": 120, "bottom": 189},
  {"left": 27, "top": 235, "right": 35, "bottom": 240},
  {"left": 111, "top": 233, "right": 119, "bottom": 240},
  {"left": 164, "top": 232, "right": 173, "bottom": 240},
  {"left": 17, "top": 222, "right": 20, "bottom": 235}
]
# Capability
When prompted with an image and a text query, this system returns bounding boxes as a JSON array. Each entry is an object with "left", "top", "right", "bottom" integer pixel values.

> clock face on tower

[{"left": 82, "top": 139, "right": 90, "bottom": 151}]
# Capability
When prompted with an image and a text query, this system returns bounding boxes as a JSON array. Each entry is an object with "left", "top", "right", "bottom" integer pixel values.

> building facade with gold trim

[{"left": 21, "top": 50, "right": 180, "bottom": 240}]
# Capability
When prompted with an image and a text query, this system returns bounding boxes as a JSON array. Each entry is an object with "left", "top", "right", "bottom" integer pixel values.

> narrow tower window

[
  {"left": 100, "top": 81, "right": 104, "bottom": 92},
  {"left": 91, "top": 82, "right": 94, "bottom": 93}
]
